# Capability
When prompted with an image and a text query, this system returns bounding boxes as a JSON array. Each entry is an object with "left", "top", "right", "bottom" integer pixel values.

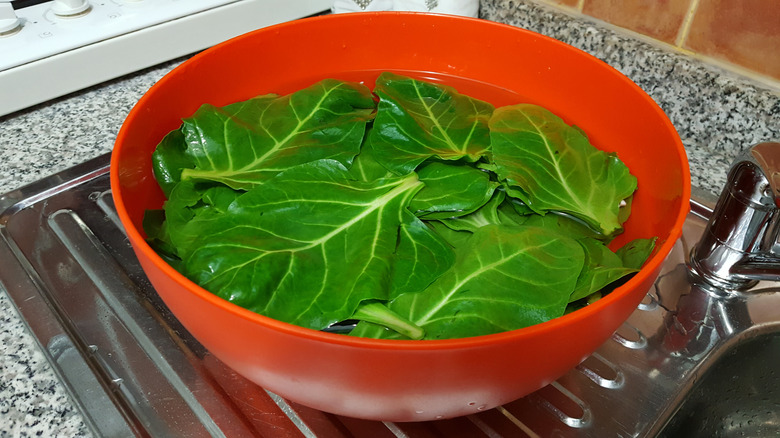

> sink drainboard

[{"left": 0, "top": 153, "right": 746, "bottom": 437}]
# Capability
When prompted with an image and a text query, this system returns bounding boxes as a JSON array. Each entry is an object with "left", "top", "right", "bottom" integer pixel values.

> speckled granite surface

[
  {"left": 0, "top": 60, "right": 182, "bottom": 438},
  {"left": 0, "top": 2, "right": 778, "bottom": 436}
]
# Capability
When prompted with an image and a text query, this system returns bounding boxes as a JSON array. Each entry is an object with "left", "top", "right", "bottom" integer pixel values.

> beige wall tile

[
  {"left": 685, "top": 0, "right": 780, "bottom": 80},
  {"left": 582, "top": 0, "right": 693, "bottom": 44}
]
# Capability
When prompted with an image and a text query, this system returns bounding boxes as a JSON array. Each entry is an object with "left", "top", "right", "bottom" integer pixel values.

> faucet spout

[
  {"left": 729, "top": 253, "right": 780, "bottom": 283},
  {"left": 689, "top": 142, "right": 780, "bottom": 290}
]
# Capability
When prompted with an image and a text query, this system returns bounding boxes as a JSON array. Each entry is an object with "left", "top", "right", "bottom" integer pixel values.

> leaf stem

[{"left": 351, "top": 301, "right": 425, "bottom": 340}]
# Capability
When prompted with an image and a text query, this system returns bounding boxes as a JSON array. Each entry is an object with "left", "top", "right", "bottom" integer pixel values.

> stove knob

[
  {"left": 0, "top": 3, "right": 21, "bottom": 35},
  {"left": 51, "top": 0, "right": 91, "bottom": 17}
]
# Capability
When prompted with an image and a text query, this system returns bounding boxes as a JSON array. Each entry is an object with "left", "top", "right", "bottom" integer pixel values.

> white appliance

[{"left": 0, "top": 0, "right": 332, "bottom": 117}]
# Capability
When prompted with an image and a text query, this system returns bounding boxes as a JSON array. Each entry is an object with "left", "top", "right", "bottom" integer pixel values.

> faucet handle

[
  {"left": 747, "top": 142, "right": 780, "bottom": 207},
  {"left": 689, "top": 141, "right": 780, "bottom": 290}
]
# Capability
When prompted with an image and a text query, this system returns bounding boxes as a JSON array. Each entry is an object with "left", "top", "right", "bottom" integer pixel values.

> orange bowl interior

[{"left": 110, "top": 12, "right": 691, "bottom": 421}]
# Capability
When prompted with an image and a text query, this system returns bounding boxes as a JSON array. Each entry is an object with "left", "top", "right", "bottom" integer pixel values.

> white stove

[{"left": 0, "top": 0, "right": 332, "bottom": 117}]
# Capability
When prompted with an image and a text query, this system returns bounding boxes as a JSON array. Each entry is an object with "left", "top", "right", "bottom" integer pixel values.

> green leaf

[
  {"left": 347, "top": 130, "right": 394, "bottom": 182},
  {"left": 490, "top": 104, "right": 637, "bottom": 237},
  {"left": 426, "top": 220, "right": 474, "bottom": 249},
  {"left": 171, "top": 79, "right": 375, "bottom": 190},
  {"left": 200, "top": 185, "right": 241, "bottom": 214},
  {"left": 180, "top": 160, "right": 452, "bottom": 330},
  {"left": 616, "top": 237, "right": 657, "bottom": 269},
  {"left": 517, "top": 211, "right": 603, "bottom": 242},
  {"left": 151, "top": 129, "right": 194, "bottom": 197},
  {"left": 161, "top": 180, "right": 240, "bottom": 258},
  {"left": 142, "top": 209, "right": 177, "bottom": 259},
  {"left": 437, "top": 189, "right": 507, "bottom": 232},
  {"left": 352, "top": 225, "right": 585, "bottom": 340},
  {"left": 502, "top": 195, "right": 536, "bottom": 217},
  {"left": 390, "top": 216, "right": 456, "bottom": 295},
  {"left": 569, "top": 238, "right": 638, "bottom": 303},
  {"left": 409, "top": 162, "right": 497, "bottom": 219},
  {"left": 350, "top": 301, "right": 424, "bottom": 340},
  {"left": 617, "top": 194, "right": 634, "bottom": 225},
  {"left": 368, "top": 72, "right": 494, "bottom": 174}
]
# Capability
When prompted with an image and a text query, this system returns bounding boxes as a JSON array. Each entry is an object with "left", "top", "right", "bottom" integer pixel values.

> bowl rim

[{"left": 110, "top": 11, "right": 692, "bottom": 351}]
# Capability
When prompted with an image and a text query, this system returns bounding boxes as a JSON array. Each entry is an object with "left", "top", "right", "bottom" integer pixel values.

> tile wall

[{"left": 539, "top": 0, "right": 780, "bottom": 86}]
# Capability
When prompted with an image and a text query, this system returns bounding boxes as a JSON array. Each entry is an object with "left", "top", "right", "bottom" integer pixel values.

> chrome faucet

[{"left": 689, "top": 141, "right": 780, "bottom": 291}]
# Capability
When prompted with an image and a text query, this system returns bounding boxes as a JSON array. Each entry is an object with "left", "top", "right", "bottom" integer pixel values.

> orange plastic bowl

[{"left": 111, "top": 12, "right": 690, "bottom": 421}]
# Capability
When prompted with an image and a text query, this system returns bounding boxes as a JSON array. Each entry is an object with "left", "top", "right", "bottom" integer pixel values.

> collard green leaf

[
  {"left": 347, "top": 132, "right": 394, "bottom": 182},
  {"left": 200, "top": 185, "right": 241, "bottom": 213},
  {"left": 517, "top": 211, "right": 603, "bottom": 241},
  {"left": 368, "top": 72, "right": 494, "bottom": 174},
  {"left": 167, "top": 79, "right": 375, "bottom": 190},
  {"left": 151, "top": 129, "right": 194, "bottom": 197},
  {"left": 409, "top": 162, "right": 497, "bottom": 219},
  {"left": 495, "top": 197, "right": 529, "bottom": 226},
  {"left": 616, "top": 237, "right": 657, "bottom": 269},
  {"left": 437, "top": 189, "right": 507, "bottom": 233},
  {"left": 181, "top": 160, "right": 453, "bottom": 330},
  {"left": 426, "top": 190, "right": 517, "bottom": 250},
  {"left": 143, "top": 209, "right": 177, "bottom": 260},
  {"left": 569, "top": 238, "right": 638, "bottom": 303},
  {"left": 490, "top": 104, "right": 637, "bottom": 237},
  {"left": 426, "top": 221, "right": 473, "bottom": 249},
  {"left": 503, "top": 195, "right": 535, "bottom": 216},
  {"left": 160, "top": 180, "right": 240, "bottom": 258},
  {"left": 350, "top": 301, "right": 424, "bottom": 340},
  {"left": 617, "top": 194, "right": 634, "bottom": 225},
  {"left": 352, "top": 225, "right": 585, "bottom": 340},
  {"left": 391, "top": 216, "right": 456, "bottom": 295}
]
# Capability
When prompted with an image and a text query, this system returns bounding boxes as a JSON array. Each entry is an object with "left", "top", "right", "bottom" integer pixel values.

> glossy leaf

[
  {"left": 143, "top": 209, "right": 177, "bottom": 261},
  {"left": 352, "top": 225, "right": 585, "bottom": 340},
  {"left": 350, "top": 301, "right": 424, "bottom": 340},
  {"left": 410, "top": 162, "right": 497, "bottom": 219},
  {"left": 569, "top": 238, "right": 638, "bottom": 302},
  {"left": 490, "top": 104, "right": 637, "bottom": 237},
  {"left": 437, "top": 189, "right": 507, "bottom": 233},
  {"left": 616, "top": 237, "right": 657, "bottom": 269},
  {"left": 151, "top": 129, "right": 193, "bottom": 197},
  {"left": 517, "top": 211, "right": 603, "bottom": 241},
  {"left": 426, "top": 220, "right": 473, "bottom": 249},
  {"left": 347, "top": 132, "right": 393, "bottom": 181},
  {"left": 159, "top": 180, "right": 240, "bottom": 257},
  {"left": 391, "top": 217, "right": 456, "bottom": 295},
  {"left": 369, "top": 72, "right": 494, "bottom": 174},
  {"left": 180, "top": 160, "right": 453, "bottom": 330},
  {"left": 165, "top": 79, "right": 376, "bottom": 190}
]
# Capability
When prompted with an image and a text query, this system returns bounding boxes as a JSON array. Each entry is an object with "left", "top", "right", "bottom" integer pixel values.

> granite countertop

[
  {"left": 0, "top": 60, "right": 185, "bottom": 437},
  {"left": 1, "top": 1, "right": 778, "bottom": 436}
]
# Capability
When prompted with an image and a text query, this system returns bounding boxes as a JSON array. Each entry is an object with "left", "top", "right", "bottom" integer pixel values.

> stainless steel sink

[
  {"left": 659, "top": 329, "right": 780, "bottom": 437},
  {"left": 656, "top": 142, "right": 780, "bottom": 438}
]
